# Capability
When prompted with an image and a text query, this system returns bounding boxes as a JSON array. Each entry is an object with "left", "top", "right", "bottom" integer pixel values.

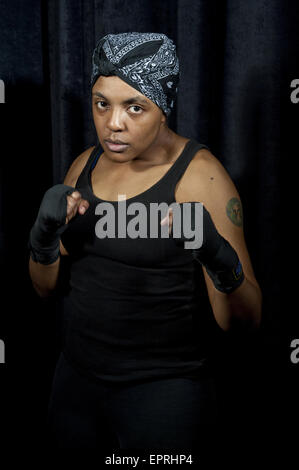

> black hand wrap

[
  {"left": 172, "top": 202, "right": 245, "bottom": 294},
  {"left": 28, "top": 184, "right": 76, "bottom": 265}
]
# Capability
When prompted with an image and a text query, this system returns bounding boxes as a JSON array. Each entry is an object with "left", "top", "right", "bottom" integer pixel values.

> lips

[
  {"left": 106, "top": 138, "right": 128, "bottom": 144},
  {"left": 105, "top": 140, "right": 129, "bottom": 152}
]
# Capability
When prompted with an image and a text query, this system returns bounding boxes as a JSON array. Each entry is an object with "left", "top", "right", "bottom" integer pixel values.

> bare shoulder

[
  {"left": 63, "top": 145, "right": 96, "bottom": 186},
  {"left": 175, "top": 146, "right": 244, "bottom": 239},
  {"left": 175, "top": 147, "right": 239, "bottom": 206},
  {"left": 187, "top": 147, "right": 233, "bottom": 188}
]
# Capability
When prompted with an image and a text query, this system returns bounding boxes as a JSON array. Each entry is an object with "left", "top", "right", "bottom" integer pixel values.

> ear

[{"left": 160, "top": 111, "right": 167, "bottom": 127}]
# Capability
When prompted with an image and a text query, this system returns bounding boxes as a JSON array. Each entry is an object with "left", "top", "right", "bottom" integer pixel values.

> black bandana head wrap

[{"left": 90, "top": 32, "right": 180, "bottom": 117}]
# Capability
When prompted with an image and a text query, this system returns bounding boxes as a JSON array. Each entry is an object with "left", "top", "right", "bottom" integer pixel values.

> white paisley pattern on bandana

[{"left": 91, "top": 32, "right": 180, "bottom": 117}]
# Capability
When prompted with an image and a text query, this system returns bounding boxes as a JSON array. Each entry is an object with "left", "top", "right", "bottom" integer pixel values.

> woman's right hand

[
  {"left": 28, "top": 184, "right": 89, "bottom": 265},
  {"left": 65, "top": 190, "right": 90, "bottom": 224},
  {"left": 35, "top": 184, "right": 89, "bottom": 231}
]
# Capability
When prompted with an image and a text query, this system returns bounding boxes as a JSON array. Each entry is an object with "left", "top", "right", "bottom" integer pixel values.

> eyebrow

[{"left": 92, "top": 91, "right": 149, "bottom": 106}]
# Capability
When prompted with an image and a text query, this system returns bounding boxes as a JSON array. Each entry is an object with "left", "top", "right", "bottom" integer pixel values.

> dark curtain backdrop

[{"left": 0, "top": 0, "right": 298, "bottom": 461}]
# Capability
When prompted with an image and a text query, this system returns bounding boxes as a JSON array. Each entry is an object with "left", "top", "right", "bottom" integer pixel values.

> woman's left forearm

[{"left": 210, "top": 277, "right": 262, "bottom": 332}]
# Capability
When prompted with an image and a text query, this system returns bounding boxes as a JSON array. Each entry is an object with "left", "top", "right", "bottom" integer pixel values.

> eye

[
  {"left": 94, "top": 101, "right": 143, "bottom": 114},
  {"left": 95, "top": 101, "right": 107, "bottom": 109},
  {"left": 129, "top": 105, "right": 143, "bottom": 114}
]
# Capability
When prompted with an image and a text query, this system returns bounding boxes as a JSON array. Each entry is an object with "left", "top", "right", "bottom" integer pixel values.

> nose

[{"left": 106, "top": 107, "right": 125, "bottom": 131}]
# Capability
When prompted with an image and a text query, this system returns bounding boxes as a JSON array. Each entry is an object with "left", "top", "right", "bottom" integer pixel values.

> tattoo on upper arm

[{"left": 226, "top": 197, "right": 243, "bottom": 226}]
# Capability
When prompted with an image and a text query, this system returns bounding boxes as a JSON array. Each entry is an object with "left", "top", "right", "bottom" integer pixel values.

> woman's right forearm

[
  {"left": 29, "top": 255, "right": 61, "bottom": 298},
  {"left": 28, "top": 184, "right": 88, "bottom": 298}
]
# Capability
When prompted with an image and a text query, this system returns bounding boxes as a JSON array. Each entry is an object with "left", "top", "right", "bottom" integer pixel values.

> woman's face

[{"left": 91, "top": 75, "right": 167, "bottom": 162}]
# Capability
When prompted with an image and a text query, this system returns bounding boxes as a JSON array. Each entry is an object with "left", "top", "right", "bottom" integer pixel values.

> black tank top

[{"left": 60, "top": 138, "right": 213, "bottom": 384}]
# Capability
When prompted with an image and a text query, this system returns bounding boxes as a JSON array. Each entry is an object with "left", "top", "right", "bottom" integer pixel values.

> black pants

[{"left": 46, "top": 352, "right": 219, "bottom": 453}]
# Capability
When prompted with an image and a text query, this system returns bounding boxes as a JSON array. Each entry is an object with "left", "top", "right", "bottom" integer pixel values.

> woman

[{"left": 28, "top": 32, "right": 262, "bottom": 452}]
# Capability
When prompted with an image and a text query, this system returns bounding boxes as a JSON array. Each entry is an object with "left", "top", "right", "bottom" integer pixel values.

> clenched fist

[
  {"left": 65, "top": 190, "right": 89, "bottom": 224},
  {"left": 28, "top": 184, "right": 89, "bottom": 265}
]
